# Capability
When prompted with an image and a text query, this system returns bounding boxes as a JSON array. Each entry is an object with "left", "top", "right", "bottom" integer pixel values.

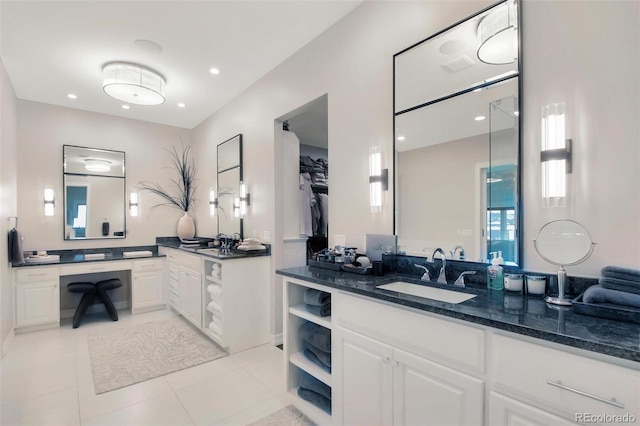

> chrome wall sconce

[
  {"left": 44, "top": 188, "right": 55, "bottom": 216},
  {"left": 541, "top": 102, "right": 572, "bottom": 208},
  {"left": 369, "top": 147, "right": 388, "bottom": 213},
  {"left": 209, "top": 188, "right": 218, "bottom": 217},
  {"left": 234, "top": 182, "right": 250, "bottom": 218},
  {"left": 129, "top": 192, "right": 139, "bottom": 217}
]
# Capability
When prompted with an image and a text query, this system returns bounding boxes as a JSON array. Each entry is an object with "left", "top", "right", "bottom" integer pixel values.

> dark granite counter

[
  {"left": 13, "top": 245, "right": 162, "bottom": 267},
  {"left": 157, "top": 237, "right": 271, "bottom": 260},
  {"left": 276, "top": 265, "right": 640, "bottom": 363}
]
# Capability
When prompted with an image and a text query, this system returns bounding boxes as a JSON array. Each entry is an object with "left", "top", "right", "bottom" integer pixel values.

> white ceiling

[{"left": 1, "top": 1, "right": 361, "bottom": 129}]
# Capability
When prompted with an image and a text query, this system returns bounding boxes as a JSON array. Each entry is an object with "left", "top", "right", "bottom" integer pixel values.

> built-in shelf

[
  {"left": 289, "top": 304, "right": 332, "bottom": 329},
  {"left": 205, "top": 275, "right": 222, "bottom": 284},
  {"left": 290, "top": 351, "right": 332, "bottom": 386},
  {"left": 288, "top": 387, "right": 332, "bottom": 425}
]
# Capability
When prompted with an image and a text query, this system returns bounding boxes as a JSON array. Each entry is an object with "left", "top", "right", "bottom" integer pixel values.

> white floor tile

[
  {"left": 1, "top": 359, "right": 78, "bottom": 404},
  {"left": 165, "top": 356, "right": 240, "bottom": 390},
  {"left": 0, "top": 387, "right": 80, "bottom": 426},
  {"left": 211, "top": 395, "right": 289, "bottom": 426},
  {"left": 228, "top": 344, "right": 283, "bottom": 368},
  {"left": 244, "top": 355, "right": 286, "bottom": 395}
]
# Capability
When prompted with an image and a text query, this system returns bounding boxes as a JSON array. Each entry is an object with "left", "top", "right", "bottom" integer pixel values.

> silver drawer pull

[{"left": 546, "top": 380, "right": 624, "bottom": 408}]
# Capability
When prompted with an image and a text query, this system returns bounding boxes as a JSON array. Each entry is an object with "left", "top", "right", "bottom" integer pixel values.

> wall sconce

[
  {"left": 209, "top": 188, "right": 218, "bottom": 216},
  {"left": 44, "top": 188, "right": 55, "bottom": 216},
  {"left": 129, "top": 192, "right": 139, "bottom": 217},
  {"left": 234, "top": 182, "right": 250, "bottom": 218},
  {"left": 369, "top": 147, "right": 388, "bottom": 213},
  {"left": 541, "top": 102, "right": 572, "bottom": 208}
]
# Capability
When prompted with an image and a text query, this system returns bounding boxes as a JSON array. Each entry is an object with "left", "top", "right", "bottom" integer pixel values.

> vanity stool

[
  {"left": 95, "top": 278, "right": 123, "bottom": 322},
  {"left": 67, "top": 282, "right": 96, "bottom": 329}
]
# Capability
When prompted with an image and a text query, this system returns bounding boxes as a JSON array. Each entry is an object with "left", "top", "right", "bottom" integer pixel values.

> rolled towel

[
  {"left": 304, "top": 288, "right": 331, "bottom": 307},
  {"left": 583, "top": 285, "right": 640, "bottom": 309},
  {"left": 298, "top": 388, "right": 332, "bottom": 414},
  {"left": 601, "top": 266, "right": 640, "bottom": 283},
  {"left": 303, "top": 348, "right": 331, "bottom": 373},
  {"left": 299, "top": 321, "right": 331, "bottom": 352},
  {"left": 599, "top": 277, "right": 640, "bottom": 295},
  {"left": 305, "top": 303, "right": 331, "bottom": 317},
  {"left": 300, "top": 372, "right": 331, "bottom": 401},
  {"left": 305, "top": 341, "right": 331, "bottom": 368}
]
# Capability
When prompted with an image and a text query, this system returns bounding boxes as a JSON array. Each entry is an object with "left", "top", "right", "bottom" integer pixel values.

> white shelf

[
  {"left": 290, "top": 351, "right": 332, "bottom": 386},
  {"left": 289, "top": 304, "right": 332, "bottom": 329},
  {"left": 205, "top": 275, "right": 222, "bottom": 284},
  {"left": 287, "top": 388, "right": 332, "bottom": 425}
]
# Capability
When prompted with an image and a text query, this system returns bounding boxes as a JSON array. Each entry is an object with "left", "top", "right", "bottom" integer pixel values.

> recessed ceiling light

[
  {"left": 122, "top": 105, "right": 130, "bottom": 110},
  {"left": 475, "top": 115, "right": 486, "bottom": 121},
  {"left": 177, "top": 103, "right": 186, "bottom": 108},
  {"left": 396, "top": 136, "right": 406, "bottom": 141},
  {"left": 514, "top": 111, "right": 520, "bottom": 116},
  {"left": 210, "top": 68, "right": 220, "bottom": 75},
  {"left": 67, "top": 93, "right": 77, "bottom": 99},
  {"left": 472, "top": 88, "right": 482, "bottom": 93}
]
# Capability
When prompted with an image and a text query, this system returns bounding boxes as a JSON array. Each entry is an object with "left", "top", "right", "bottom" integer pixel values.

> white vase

[{"left": 177, "top": 212, "right": 195, "bottom": 241}]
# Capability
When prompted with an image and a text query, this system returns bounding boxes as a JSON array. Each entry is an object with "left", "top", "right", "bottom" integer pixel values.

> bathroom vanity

[{"left": 278, "top": 266, "right": 639, "bottom": 426}]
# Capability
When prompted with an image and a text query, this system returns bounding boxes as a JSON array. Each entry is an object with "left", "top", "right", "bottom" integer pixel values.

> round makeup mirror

[{"left": 533, "top": 219, "right": 596, "bottom": 306}]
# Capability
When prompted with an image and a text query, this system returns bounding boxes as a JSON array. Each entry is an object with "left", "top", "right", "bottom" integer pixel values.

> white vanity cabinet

[
  {"left": 15, "top": 267, "right": 60, "bottom": 328},
  {"left": 160, "top": 248, "right": 202, "bottom": 328},
  {"left": 131, "top": 258, "right": 166, "bottom": 313}
]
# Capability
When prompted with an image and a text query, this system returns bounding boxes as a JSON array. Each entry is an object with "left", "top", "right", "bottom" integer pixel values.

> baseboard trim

[
  {"left": 271, "top": 332, "right": 283, "bottom": 346},
  {"left": 2, "top": 328, "right": 15, "bottom": 358}
]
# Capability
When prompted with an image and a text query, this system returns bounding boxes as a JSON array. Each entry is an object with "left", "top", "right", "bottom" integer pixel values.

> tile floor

[{"left": 0, "top": 309, "right": 288, "bottom": 426}]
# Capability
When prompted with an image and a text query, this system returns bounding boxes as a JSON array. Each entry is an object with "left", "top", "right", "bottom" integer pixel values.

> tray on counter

[
  {"left": 341, "top": 264, "right": 372, "bottom": 275},
  {"left": 572, "top": 293, "right": 640, "bottom": 324},
  {"left": 308, "top": 259, "right": 342, "bottom": 271}
]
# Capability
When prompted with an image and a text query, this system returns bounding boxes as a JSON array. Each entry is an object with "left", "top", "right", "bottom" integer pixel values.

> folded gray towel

[
  {"left": 303, "top": 348, "right": 331, "bottom": 373},
  {"left": 298, "top": 387, "right": 331, "bottom": 414},
  {"left": 583, "top": 285, "right": 640, "bottom": 309},
  {"left": 300, "top": 372, "right": 331, "bottom": 401},
  {"left": 305, "top": 341, "right": 331, "bottom": 368},
  {"left": 299, "top": 321, "right": 331, "bottom": 352},
  {"left": 601, "top": 266, "right": 640, "bottom": 283},
  {"left": 8, "top": 228, "right": 25, "bottom": 265},
  {"left": 305, "top": 303, "right": 331, "bottom": 317},
  {"left": 304, "top": 288, "right": 331, "bottom": 307},
  {"left": 599, "top": 277, "right": 640, "bottom": 295}
]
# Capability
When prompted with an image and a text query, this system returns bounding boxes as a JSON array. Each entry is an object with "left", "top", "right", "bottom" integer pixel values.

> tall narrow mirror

[
  {"left": 63, "top": 145, "right": 126, "bottom": 240},
  {"left": 217, "top": 134, "right": 243, "bottom": 238}
]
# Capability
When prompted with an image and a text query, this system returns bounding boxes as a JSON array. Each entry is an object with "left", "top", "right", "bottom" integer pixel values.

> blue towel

[
  {"left": 305, "top": 303, "right": 331, "bottom": 317},
  {"left": 599, "top": 277, "right": 640, "bottom": 295},
  {"left": 303, "top": 348, "right": 331, "bottom": 373},
  {"left": 305, "top": 341, "right": 331, "bottom": 368},
  {"left": 601, "top": 266, "right": 640, "bottom": 284},
  {"left": 300, "top": 372, "right": 331, "bottom": 401},
  {"left": 299, "top": 321, "right": 331, "bottom": 352},
  {"left": 583, "top": 285, "right": 640, "bottom": 309},
  {"left": 298, "top": 387, "right": 332, "bottom": 414},
  {"left": 304, "top": 288, "right": 331, "bottom": 306}
]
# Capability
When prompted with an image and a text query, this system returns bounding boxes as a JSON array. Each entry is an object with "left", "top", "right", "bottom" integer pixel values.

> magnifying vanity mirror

[
  {"left": 394, "top": 0, "right": 521, "bottom": 266},
  {"left": 216, "top": 134, "right": 243, "bottom": 238},
  {"left": 534, "top": 219, "right": 596, "bottom": 305},
  {"left": 63, "top": 145, "right": 126, "bottom": 240}
]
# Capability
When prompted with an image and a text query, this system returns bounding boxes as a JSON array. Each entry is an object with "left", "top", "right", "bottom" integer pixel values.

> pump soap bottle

[{"left": 487, "top": 252, "right": 504, "bottom": 290}]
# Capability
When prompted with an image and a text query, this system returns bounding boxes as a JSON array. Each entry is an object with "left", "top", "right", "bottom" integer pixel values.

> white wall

[
  {"left": 1, "top": 59, "right": 18, "bottom": 354},
  {"left": 16, "top": 101, "right": 193, "bottom": 250}
]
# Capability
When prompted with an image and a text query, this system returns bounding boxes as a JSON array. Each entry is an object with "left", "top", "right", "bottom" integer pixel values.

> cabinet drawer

[
  {"left": 165, "top": 249, "right": 180, "bottom": 264},
  {"left": 61, "top": 261, "right": 132, "bottom": 276},
  {"left": 16, "top": 267, "right": 59, "bottom": 283},
  {"left": 133, "top": 258, "right": 163, "bottom": 272},
  {"left": 335, "top": 292, "right": 485, "bottom": 373},
  {"left": 180, "top": 253, "right": 201, "bottom": 272},
  {"left": 492, "top": 333, "right": 640, "bottom": 418}
]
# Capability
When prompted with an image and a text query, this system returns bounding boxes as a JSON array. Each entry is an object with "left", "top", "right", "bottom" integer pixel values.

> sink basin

[{"left": 376, "top": 282, "right": 476, "bottom": 304}]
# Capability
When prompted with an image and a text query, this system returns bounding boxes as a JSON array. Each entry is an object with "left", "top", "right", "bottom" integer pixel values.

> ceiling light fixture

[
  {"left": 67, "top": 93, "right": 77, "bottom": 99},
  {"left": 122, "top": 105, "right": 130, "bottom": 110},
  {"left": 475, "top": 115, "right": 486, "bottom": 121},
  {"left": 103, "top": 62, "right": 165, "bottom": 106},
  {"left": 177, "top": 103, "right": 186, "bottom": 108},
  {"left": 477, "top": 0, "right": 518, "bottom": 65},
  {"left": 210, "top": 68, "right": 220, "bottom": 75},
  {"left": 85, "top": 159, "right": 112, "bottom": 172}
]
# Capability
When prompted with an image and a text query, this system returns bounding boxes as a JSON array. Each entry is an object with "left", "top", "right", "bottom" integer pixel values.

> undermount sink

[{"left": 376, "top": 282, "right": 477, "bottom": 304}]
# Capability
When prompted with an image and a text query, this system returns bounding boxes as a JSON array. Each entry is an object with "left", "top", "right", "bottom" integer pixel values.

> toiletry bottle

[{"left": 487, "top": 252, "right": 504, "bottom": 290}]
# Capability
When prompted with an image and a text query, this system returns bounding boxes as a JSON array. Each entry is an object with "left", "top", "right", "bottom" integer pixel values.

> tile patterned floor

[{"left": 0, "top": 309, "right": 287, "bottom": 426}]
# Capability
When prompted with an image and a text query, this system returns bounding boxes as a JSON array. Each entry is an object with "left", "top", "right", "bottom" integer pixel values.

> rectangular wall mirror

[
  {"left": 394, "top": 0, "right": 521, "bottom": 266},
  {"left": 216, "top": 134, "right": 243, "bottom": 238},
  {"left": 63, "top": 145, "right": 126, "bottom": 240}
]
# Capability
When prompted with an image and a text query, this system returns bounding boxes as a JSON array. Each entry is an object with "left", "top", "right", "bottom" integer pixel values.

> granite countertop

[
  {"left": 157, "top": 240, "right": 271, "bottom": 260},
  {"left": 13, "top": 245, "right": 162, "bottom": 267},
  {"left": 276, "top": 266, "right": 640, "bottom": 363}
]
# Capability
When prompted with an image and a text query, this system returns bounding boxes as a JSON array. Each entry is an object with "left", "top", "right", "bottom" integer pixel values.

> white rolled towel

[
  {"left": 207, "top": 301, "right": 222, "bottom": 314},
  {"left": 207, "top": 284, "right": 222, "bottom": 296},
  {"left": 208, "top": 321, "right": 222, "bottom": 336}
]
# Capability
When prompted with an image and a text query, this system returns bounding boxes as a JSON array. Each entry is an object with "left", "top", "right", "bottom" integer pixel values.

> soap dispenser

[{"left": 487, "top": 252, "right": 504, "bottom": 290}]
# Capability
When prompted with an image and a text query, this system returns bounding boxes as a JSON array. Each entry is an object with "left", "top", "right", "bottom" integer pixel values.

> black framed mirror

[
  {"left": 216, "top": 134, "right": 243, "bottom": 238},
  {"left": 393, "top": 0, "right": 521, "bottom": 266},
  {"left": 63, "top": 145, "right": 126, "bottom": 240}
]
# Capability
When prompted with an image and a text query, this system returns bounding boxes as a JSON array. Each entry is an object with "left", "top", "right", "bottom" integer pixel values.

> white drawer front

[
  {"left": 180, "top": 253, "right": 201, "bottom": 272},
  {"left": 61, "top": 261, "right": 132, "bottom": 276},
  {"left": 133, "top": 258, "right": 163, "bottom": 272},
  {"left": 492, "top": 333, "right": 640, "bottom": 419},
  {"left": 335, "top": 292, "right": 485, "bottom": 373},
  {"left": 16, "top": 267, "right": 59, "bottom": 283}
]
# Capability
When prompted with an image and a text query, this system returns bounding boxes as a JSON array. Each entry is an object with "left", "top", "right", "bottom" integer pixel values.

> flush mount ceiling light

[
  {"left": 85, "top": 159, "right": 112, "bottom": 172},
  {"left": 103, "top": 62, "right": 165, "bottom": 105},
  {"left": 477, "top": 0, "right": 518, "bottom": 65}
]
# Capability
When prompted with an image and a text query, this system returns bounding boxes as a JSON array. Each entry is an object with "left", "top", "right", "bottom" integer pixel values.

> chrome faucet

[
  {"left": 450, "top": 245, "right": 465, "bottom": 260},
  {"left": 453, "top": 271, "right": 476, "bottom": 287},
  {"left": 414, "top": 264, "right": 431, "bottom": 281},
  {"left": 431, "top": 248, "right": 447, "bottom": 284}
]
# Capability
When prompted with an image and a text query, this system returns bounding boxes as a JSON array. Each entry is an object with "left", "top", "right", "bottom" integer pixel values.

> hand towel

[
  {"left": 599, "top": 277, "right": 640, "bottom": 295},
  {"left": 300, "top": 372, "right": 331, "bottom": 401},
  {"left": 305, "top": 303, "right": 331, "bottom": 317},
  {"left": 298, "top": 388, "right": 332, "bottom": 414},
  {"left": 303, "top": 348, "right": 331, "bottom": 373},
  {"left": 8, "top": 229, "right": 25, "bottom": 265},
  {"left": 299, "top": 321, "right": 331, "bottom": 352},
  {"left": 601, "top": 266, "right": 640, "bottom": 283},
  {"left": 305, "top": 341, "right": 331, "bottom": 368},
  {"left": 583, "top": 285, "right": 640, "bottom": 309},
  {"left": 303, "top": 288, "right": 331, "bottom": 306}
]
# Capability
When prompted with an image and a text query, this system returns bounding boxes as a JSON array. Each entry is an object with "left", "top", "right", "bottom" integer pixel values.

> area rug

[
  {"left": 248, "top": 406, "right": 315, "bottom": 426},
  {"left": 87, "top": 316, "right": 227, "bottom": 394}
]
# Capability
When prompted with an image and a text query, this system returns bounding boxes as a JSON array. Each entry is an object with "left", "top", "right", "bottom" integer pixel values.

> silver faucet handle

[
  {"left": 414, "top": 264, "right": 431, "bottom": 281},
  {"left": 453, "top": 271, "right": 476, "bottom": 287}
]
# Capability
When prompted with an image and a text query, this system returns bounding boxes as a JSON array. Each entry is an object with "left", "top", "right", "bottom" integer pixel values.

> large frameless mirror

[
  {"left": 216, "top": 134, "right": 243, "bottom": 238},
  {"left": 63, "top": 145, "right": 126, "bottom": 240},
  {"left": 393, "top": 0, "right": 521, "bottom": 266}
]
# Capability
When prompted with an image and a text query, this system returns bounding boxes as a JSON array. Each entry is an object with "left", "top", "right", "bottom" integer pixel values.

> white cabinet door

[
  {"left": 334, "top": 325, "right": 393, "bottom": 426},
  {"left": 132, "top": 271, "right": 164, "bottom": 311},
  {"left": 394, "top": 348, "right": 484, "bottom": 426},
  {"left": 490, "top": 392, "right": 574, "bottom": 426},
  {"left": 180, "top": 269, "right": 202, "bottom": 328},
  {"left": 16, "top": 281, "right": 60, "bottom": 327}
]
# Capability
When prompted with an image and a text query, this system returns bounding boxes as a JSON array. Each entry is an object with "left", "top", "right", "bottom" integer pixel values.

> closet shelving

[{"left": 284, "top": 277, "right": 335, "bottom": 425}]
